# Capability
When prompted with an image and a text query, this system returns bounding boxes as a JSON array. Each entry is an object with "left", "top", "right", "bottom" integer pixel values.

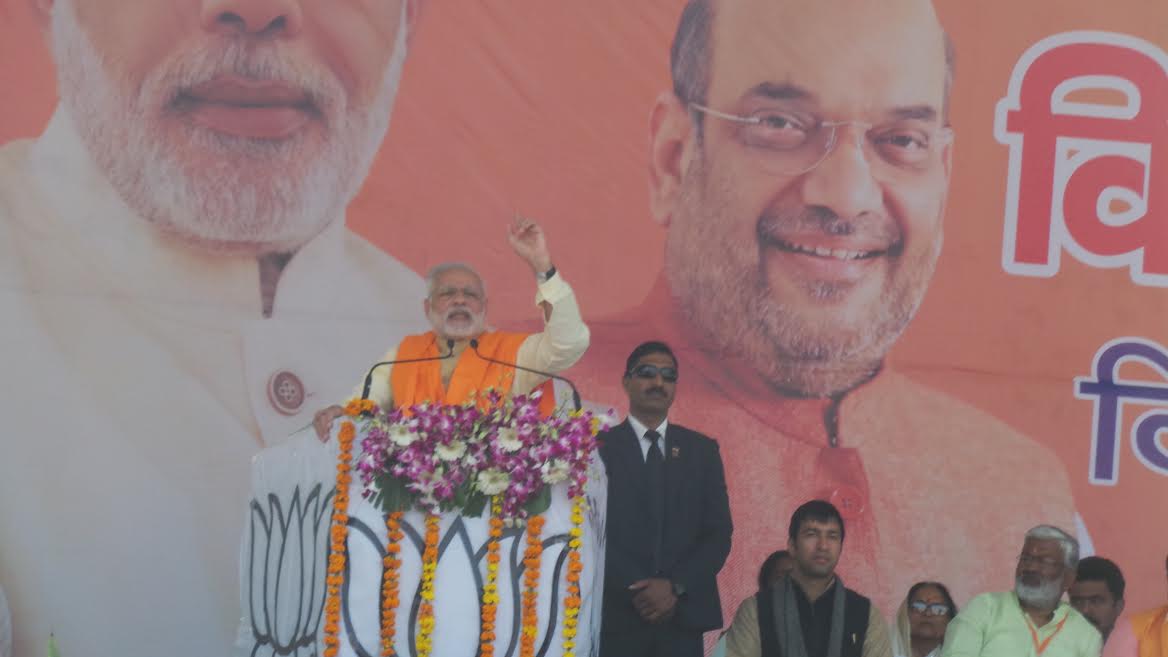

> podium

[{"left": 234, "top": 427, "right": 607, "bottom": 657}]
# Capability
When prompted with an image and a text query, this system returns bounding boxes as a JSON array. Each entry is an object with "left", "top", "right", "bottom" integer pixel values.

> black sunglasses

[{"left": 627, "top": 364, "right": 679, "bottom": 382}]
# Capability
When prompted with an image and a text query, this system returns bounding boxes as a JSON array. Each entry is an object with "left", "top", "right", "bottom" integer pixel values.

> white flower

[
  {"left": 389, "top": 424, "right": 419, "bottom": 447},
  {"left": 476, "top": 468, "right": 511, "bottom": 495},
  {"left": 540, "top": 459, "right": 571, "bottom": 485},
  {"left": 496, "top": 427, "right": 522, "bottom": 453},
  {"left": 434, "top": 440, "right": 467, "bottom": 461}
]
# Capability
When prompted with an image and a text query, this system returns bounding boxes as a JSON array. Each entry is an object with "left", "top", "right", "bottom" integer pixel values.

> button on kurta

[{"left": 267, "top": 370, "right": 305, "bottom": 415}]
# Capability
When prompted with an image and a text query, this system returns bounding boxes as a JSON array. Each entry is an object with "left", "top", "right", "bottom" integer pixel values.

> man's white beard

[
  {"left": 429, "top": 307, "right": 486, "bottom": 341},
  {"left": 1015, "top": 575, "right": 1064, "bottom": 610},
  {"left": 49, "top": 0, "right": 408, "bottom": 254}
]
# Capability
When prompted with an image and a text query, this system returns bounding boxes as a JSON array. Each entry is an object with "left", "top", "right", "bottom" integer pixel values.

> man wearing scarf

[
  {"left": 724, "top": 500, "right": 892, "bottom": 657},
  {"left": 312, "top": 216, "right": 590, "bottom": 435}
]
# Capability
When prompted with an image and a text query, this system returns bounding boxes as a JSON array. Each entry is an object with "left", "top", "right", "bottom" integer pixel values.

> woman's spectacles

[{"left": 909, "top": 601, "right": 950, "bottom": 617}]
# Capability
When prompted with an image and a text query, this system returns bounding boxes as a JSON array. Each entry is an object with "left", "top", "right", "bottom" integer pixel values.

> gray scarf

[{"left": 771, "top": 575, "right": 847, "bottom": 657}]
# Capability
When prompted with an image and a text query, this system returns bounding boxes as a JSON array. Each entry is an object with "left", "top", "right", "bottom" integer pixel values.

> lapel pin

[{"left": 671, "top": 447, "right": 680, "bottom": 458}]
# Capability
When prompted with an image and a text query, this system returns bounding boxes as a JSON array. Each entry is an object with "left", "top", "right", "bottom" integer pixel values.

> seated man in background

[
  {"left": 1104, "top": 552, "right": 1167, "bottom": 657},
  {"left": 1070, "top": 556, "right": 1126, "bottom": 644},
  {"left": 940, "top": 525, "right": 1100, "bottom": 657},
  {"left": 313, "top": 216, "right": 590, "bottom": 434},
  {"left": 724, "top": 500, "right": 891, "bottom": 657}
]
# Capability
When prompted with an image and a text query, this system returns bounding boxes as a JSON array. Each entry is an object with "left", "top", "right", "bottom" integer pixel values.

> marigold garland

[
  {"left": 479, "top": 497, "right": 503, "bottom": 657},
  {"left": 561, "top": 496, "right": 586, "bottom": 657},
  {"left": 322, "top": 419, "right": 356, "bottom": 657},
  {"left": 323, "top": 394, "right": 601, "bottom": 656},
  {"left": 416, "top": 513, "right": 440, "bottom": 657},
  {"left": 380, "top": 511, "right": 405, "bottom": 656},
  {"left": 520, "top": 514, "right": 545, "bottom": 657},
  {"left": 345, "top": 397, "right": 379, "bottom": 417}
]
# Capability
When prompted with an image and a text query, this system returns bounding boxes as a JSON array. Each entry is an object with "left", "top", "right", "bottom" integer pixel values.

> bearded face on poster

[
  {"left": 0, "top": 2, "right": 429, "bottom": 656},
  {"left": 50, "top": 0, "right": 413, "bottom": 254},
  {"left": 567, "top": 0, "right": 1081, "bottom": 622}
]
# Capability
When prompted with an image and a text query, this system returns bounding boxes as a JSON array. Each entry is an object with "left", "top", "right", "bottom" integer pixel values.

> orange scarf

[
  {"left": 1134, "top": 605, "right": 1168, "bottom": 657},
  {"left": 390, "top": 331, "right": 556, "bottom": 415}
]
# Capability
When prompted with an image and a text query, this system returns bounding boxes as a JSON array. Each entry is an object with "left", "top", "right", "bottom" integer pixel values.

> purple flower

[{"left": 346, "top": 396, "right": 601, "bottom": 520}]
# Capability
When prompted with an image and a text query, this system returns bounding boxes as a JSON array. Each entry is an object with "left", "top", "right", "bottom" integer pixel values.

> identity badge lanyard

[{"left": 1025, "top": 612, "right": 1069, "bottom": 656}]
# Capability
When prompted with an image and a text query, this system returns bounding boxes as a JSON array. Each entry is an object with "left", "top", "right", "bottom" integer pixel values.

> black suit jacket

[{"left": 598, "top": 419, "right": 733, "bottom": 634}]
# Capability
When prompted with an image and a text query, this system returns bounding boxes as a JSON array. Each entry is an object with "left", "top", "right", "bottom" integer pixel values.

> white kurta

[{"left": 0, "top": 108, "right": 427, "bottom": 657}]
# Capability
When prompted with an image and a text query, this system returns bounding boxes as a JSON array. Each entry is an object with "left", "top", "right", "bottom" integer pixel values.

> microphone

[
  {"left": 360, "top": 338, "right": 456, "bottom": 401},
  {"left": 469, "top": 339, "right": 582, "bottom": 411}
]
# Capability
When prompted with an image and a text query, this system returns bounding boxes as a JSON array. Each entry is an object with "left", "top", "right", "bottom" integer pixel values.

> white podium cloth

[{"left": 235, "top": 428, "right": 607, "bottom": 657}]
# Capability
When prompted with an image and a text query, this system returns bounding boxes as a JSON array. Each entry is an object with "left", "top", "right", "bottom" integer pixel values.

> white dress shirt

[{"left": 627, "top": 415, "right": 670, "bottom": 461}]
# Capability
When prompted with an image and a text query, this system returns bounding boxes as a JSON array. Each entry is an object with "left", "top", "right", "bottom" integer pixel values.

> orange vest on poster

[
  {"left": 1133, "top": 605, "right": 1168, "bottom": 657},
  {"left": 390, "top": 331, "right": 556, "bottom": 415}
]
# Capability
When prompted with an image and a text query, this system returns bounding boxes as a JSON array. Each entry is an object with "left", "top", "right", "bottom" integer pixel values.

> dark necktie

[{"left": 644, "top": 429, "right": 665, "bottom": 572}]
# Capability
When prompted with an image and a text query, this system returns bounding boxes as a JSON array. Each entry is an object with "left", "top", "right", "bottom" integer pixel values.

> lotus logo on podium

[{"left": 235, "top": 393, "right": 608, "bottom": 657}]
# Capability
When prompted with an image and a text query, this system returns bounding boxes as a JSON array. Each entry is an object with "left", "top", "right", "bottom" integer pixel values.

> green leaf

[
  {"left": 373, "top": 473, "right": 413, "bottom": 514},
  {"left": 523, "top": 486, "right": 551, "bottom": 516},
  {"left": 452, "top": 480, "right": 468, "bottom": 506},
  {"left": 462, "top": 491, "right": 488, "bottom": 518}
]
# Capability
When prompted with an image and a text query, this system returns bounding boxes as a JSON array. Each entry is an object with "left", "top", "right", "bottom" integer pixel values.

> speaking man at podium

[{"left": 313, "top": 216, "right": 590, "bottom": 435}]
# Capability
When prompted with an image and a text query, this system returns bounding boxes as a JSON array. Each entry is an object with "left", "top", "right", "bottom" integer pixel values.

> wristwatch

[
  {"left": 671, "top": 580, "right": 687, "bottom": 598},
  {"left": 536, "top": 265, "right": 557, "bottom": 283}
]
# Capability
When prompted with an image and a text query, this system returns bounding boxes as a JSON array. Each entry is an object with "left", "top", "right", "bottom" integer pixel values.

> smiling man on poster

[
  {"left": 572, "top": 0, "right": 1080, "bottom": 616},
  {"left": 0, "top": 0, "right": 431, "bottom": 655}
]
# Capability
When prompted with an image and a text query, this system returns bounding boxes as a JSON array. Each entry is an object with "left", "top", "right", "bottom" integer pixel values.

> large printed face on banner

[
  {"left": 0, "top": 1, "right": 428, "bottom": 656},
  {"left": 1, "top": 0, "right": 1166, "bottom": 656},
  {"left": 555, "top": 0, "right": 1058, "bottom": 626},
  {"left": 49, "top": 0, "right": 413, "bottom": 253},
  {"left": 654, "top": 0, "right": 951, "bottom": 396}
]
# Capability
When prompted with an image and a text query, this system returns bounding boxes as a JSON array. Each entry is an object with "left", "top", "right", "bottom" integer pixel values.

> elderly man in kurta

[
  {"left": 940, "top": 525, "right": 1101, "bottom": 657},
  {"left": 314, "top": 216, "right": 590, "bottom": 434}
]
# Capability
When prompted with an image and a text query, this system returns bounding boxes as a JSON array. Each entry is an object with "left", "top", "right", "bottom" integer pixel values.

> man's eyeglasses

[
  {"left": 688, "top": 102, "right": 953, "bottom": 179},
  {"left": 908, "top": 601, "right": 951, "bottom": 617},
  {"left": 628, "top": 364, "right": 679, "bottom": 383}
]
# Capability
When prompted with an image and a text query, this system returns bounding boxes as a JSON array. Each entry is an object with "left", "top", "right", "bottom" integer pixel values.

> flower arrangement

[
  {"left": 520, "top": 514, "right": 545, "bottom": 657},
  {"left": 321, "top": 390, "right": 601, "bottom": 656},
  {"left": 353, "top": 390, "right": 597, "bottom": 520},
  {"left": 561, "top": 496, "right": 586, "bottom": 657},
  {"left": 480, "top": 496, "right": 504, "bottom": 657},
  {"left": 380, "top": 511, "right": 404, "bottom": 656},
  {"left": 322, "top": 417, "right": 358, "bottom": 657},
  {"left": 417, "top": 514, "right": 440, "bottom": 657}
]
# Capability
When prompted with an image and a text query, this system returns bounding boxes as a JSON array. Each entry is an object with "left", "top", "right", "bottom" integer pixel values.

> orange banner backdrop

[{"left": 1, "top": 1, "right": 1165, "bottom": 655}]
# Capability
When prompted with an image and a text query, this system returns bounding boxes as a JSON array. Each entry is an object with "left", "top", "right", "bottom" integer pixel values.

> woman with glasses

[{"left": 891, "top": 581, "right": 958, "bottom": 657}]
